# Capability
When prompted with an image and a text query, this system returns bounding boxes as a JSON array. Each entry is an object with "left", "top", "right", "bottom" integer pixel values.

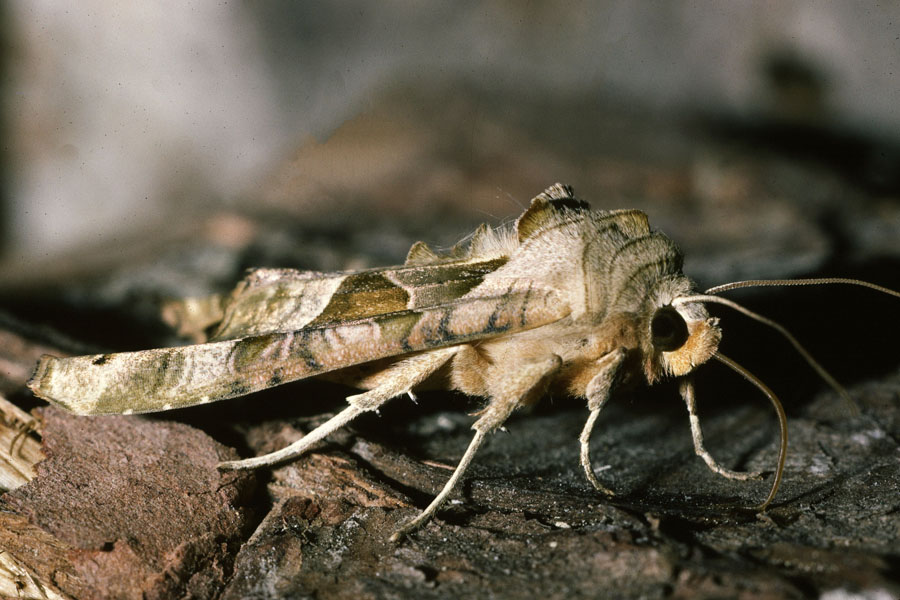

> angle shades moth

[{"left": 27, "top": 183, "right": 899, "bottom": 540}]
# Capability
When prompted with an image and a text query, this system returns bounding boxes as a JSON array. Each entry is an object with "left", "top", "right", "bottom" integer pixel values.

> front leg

[
  {"left": 679, "top": 378, "right": 762, "bottom": 481},
  {"left": 391, "top": 353, "right": 562, "bottom": 541},
  {"left": 579, "top": 348, "right": 627, "bottom": 495}
]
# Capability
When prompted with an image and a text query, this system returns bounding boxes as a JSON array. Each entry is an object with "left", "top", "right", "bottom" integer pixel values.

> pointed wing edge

[{"left": 29, "top": 287, "right": 570, "bottom": 415}]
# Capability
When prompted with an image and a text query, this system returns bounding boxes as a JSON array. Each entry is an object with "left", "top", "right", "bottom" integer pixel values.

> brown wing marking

[
  {"left": 210, "top": 257, "right": 510, "bottom": 340},
  {"left": 385, "top": 257, "right": 509, "bottom": 309},
  {"left": 28, "top": 287, "right": 569, "bottom": 415},
  {"left": 305, "top": 271, "right": 411, "bottom": 327},
  {"left": 516, "top": 183, "right": 591, "bottom": 242}
]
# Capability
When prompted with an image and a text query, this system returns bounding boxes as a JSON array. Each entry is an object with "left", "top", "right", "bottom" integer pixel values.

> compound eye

[{"left": 650, "top": 306, "right": 689, "bottom": 352}]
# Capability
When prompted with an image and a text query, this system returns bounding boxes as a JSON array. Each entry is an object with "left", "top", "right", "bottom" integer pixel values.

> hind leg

[
  {"left": 219, "top": 346, "right": 461, "bottom": 470},
  {"left": 391, "top": 354, "right": 562, "bottom": 541}
]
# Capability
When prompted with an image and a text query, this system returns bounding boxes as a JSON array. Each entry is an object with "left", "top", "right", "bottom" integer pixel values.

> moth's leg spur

[
  {"left": 391, "top": 354, "right": 563, "bottom": 542},
  {"left": 579, "top": 348, "right": 626, "bottom": 496},
  {"left": 219, "top": 347, "right": 461, "bottom": 471},
  {"left": 679, "top": 378, "right": 762, "bottom": 480}
]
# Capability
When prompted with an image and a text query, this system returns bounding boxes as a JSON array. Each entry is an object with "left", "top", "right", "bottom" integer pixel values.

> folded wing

[{"left": 29, "top": 285, "right": 569, "bottom": 414}]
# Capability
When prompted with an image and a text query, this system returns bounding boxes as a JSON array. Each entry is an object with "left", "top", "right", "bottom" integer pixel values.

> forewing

[
  {"left": 210, "top": 257, "right": 509, "bottom": 340},
  {"left": 28, "top": 286, "right": 569, "bottom": 414}
]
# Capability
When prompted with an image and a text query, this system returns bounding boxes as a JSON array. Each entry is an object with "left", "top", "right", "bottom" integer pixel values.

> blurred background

[{"left": 2, "top": 1, "right": 899, "bottom": 263}]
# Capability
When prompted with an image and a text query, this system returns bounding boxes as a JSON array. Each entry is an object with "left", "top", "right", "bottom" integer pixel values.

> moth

[{"left": 27, "top": 184, "right": 898, "bottom": 540}]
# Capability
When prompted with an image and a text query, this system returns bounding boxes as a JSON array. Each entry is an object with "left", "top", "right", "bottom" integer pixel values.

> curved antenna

[
  {"left": 673, "top": 293, "right": 851, "bottom": 406},
  {"left": 705, "top": 277, "right": 900, "bottom": 298},
  {"left": 713, "top": 352, "right": 788, "bottom": 511}
]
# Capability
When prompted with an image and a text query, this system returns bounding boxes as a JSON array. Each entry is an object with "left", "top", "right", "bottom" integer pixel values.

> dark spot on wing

[
  {"left": 230, "top": 381, "right": 251, "bottom": 396},
  {"left": 485, "top": 284, "right": 516, "bottom": 334},
  {"left": 295, "top": 330, "right": 323, "bottom": 371},
  {"left": 519, "top": 284, "right": 533, "bottom": 327},
  {"left": 308, "top": 271, "right": 409, "bottom": 326},
  {"left": 435, "top": 308, "right": 452, "bottom": 340}
]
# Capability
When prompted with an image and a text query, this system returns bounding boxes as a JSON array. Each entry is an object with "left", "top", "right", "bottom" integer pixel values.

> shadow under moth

[{"left": 27, "top": 184, "right": 899, "bottom": 540}]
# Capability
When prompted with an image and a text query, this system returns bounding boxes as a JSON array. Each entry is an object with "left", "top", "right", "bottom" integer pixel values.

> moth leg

[
  {"left": 389, "top": 428, "right": 487, "bottom": 543},
  {"left": 579, "top": 348, "right": 626, "bottom": 496},
  {"left": 679, "top": 378, "right": 762, "bottom": 480},
  {"left": 219, "top": 347, "right": 461, "bottom": 471},
  {"left": 218, "top": 404, "right": 365, "bottom": 470},
  {"left": 9, "top": 418, "right": 38, "bottom": 457},
  {"left": 391, "top": 354, "right": 562, "bottom": 541}
]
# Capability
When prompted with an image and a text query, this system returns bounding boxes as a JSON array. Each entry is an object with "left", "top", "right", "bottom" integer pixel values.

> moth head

[
  {"left": 636, "top": 277, "right": 721, "bottom": 383},
  {"left": 647, "top": 277, "right": 895, "bottom": 512},
  {"left": 645, "top": 301, "right": 721, "bottom": 382}
]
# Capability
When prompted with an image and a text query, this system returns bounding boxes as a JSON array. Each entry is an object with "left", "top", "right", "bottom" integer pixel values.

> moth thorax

[{"left": 646, "top": 302, "right": 721, "bottom": 381}]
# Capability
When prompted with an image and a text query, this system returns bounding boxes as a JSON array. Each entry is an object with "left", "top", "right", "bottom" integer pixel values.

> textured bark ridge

[
  {"left": 216, "top": 383, "right": 900, "bottom": 599},
  {"left": 0, "top": 406, "right": 256, "bottom": 600}
]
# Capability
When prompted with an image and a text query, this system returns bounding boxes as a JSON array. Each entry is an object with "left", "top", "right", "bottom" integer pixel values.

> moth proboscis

[{"left": 27, "top": 184, "right": 900, "bottom": 541}]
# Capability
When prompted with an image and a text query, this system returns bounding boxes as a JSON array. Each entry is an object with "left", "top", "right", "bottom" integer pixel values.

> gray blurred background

[{"left": 1, "top": 1, "right": 898, "bottom": 270}]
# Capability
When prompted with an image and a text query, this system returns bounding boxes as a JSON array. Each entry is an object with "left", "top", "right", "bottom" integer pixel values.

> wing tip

[
  {"left": 27, "top": 354, "right": 97, "bottom": 415},
  {"left": 26, "top": 354, "right": 57, "bottom": 399}
]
